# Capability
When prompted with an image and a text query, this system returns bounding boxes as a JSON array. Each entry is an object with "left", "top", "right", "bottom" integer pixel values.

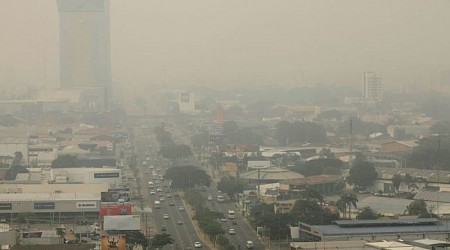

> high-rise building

[
  {"left": 56, "top": 0, "right": 111, "bottom": 91},
  {"left": 363, "top": 72, "right": 382, "bottom": 103}
]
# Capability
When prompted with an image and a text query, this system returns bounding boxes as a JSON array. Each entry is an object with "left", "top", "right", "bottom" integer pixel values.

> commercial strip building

[
  {"left": 291, "top": 218, "right": 450, "bottom": 242},
  {"left": 0, "top": 192, "right": 100, "bottom": 222},
  {"left": 291, "top": 239, "right": 450, "bottom": 250}
]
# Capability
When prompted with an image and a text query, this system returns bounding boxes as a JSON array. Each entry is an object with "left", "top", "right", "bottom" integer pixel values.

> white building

[
  {"left": 363, "top": 71, "right": 383, "bottom": 103},
  {"left": 178, "top": 92, "right": 196, "bottom": 113},
  {"left": 51, "top": 168, "right": 122, "bottom": 185},
  {"left": 28, "top": 144, "right": 58, "bottom": 167}
]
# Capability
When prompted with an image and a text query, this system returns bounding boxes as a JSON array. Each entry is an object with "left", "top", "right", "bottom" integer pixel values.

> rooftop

[
  {"left": 302, "top": 218, "right": 450, "bottom": 236},
  {"left": 333, "top": 218, "right": 439, "bottom": 228},
  {"left": 280, "top": 175, "right": 342, "bottom": 185},
  {"left": 0, "top": 192, "right": 99, "bottom": 202},
  {"left": 240, "top": 167, "right": 304, "bottom": 181}
]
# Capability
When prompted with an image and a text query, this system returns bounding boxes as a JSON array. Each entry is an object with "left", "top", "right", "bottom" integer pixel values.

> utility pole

[
  {"left": 257, "top": 169, "right": 261, "bottom": 201},
  {"left": 349, "top": 117, "right": 353, "bottom": 168}
]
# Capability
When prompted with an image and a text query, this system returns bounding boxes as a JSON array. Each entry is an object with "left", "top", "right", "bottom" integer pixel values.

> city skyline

[{"left": 1, "top": 0, "right": 450, "bottom": 95}]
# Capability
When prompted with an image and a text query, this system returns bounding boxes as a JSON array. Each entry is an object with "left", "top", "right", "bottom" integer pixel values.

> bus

[{"left": 228, "top": 210, "right": 235, "bottom": 219}]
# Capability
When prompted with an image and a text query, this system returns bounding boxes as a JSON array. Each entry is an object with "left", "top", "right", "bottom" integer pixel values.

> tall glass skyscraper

[{"left": 56, "top": 0, "right": 111, "bottom": 91}]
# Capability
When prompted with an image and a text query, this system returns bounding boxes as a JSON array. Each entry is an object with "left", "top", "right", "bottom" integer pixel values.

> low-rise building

[
  {"left": 292, "top": 218, "right": 450, "bottom": 242},
  {"left": 279, "top": 175, "right": 344, "bottom": 199}
]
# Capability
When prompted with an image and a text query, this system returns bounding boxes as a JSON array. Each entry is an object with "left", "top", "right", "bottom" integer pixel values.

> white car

[
  {"left": 163, "top": 214, "right": 169, "bottom": 219},
  {"left": 228, "top": 228, "right": 236, "bottom": 235},
  {"left": 159, "top": 197, "right": 165, "bottom": 202},
  {"left": 194, "top": 242, "right": 202, "bottom": 248},
  {"left": 207, "top": 196, "right": 213, "bottom": 201},
  {"left": 150, "top": 190, "right": 155, "bottom": 195}
]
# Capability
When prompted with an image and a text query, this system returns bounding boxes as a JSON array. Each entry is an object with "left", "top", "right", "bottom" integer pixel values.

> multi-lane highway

[
  {"left": 130, "top": 120, "right": 265, "bottom": 250},
  {"left": 133, "top": 124, "right": 205, "bottom": 249},
  {"left": 166, "top": 125, "right": 265, "bottom": 250}
]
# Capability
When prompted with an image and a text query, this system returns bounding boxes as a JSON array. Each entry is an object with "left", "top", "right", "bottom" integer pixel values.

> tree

[
  {"left": 407, "top": 200, "right": 430, "bottom": 217},
  {"left": 5, "top": 165, "right": 29, "bottom": 180},
  {"left": 185, "top": 189, "right": 205, "bottom": 210},
  {"left": 319, "top": 148, "right": 335, "bottom": 159},
  {"left": 51, "top": 155, "right": 79, "bottom": 168},
  {"left": 291, "top": 158, "right": 343, "bottom": 177},
  {"left": 407, "top": 135, "right": 450, "bottom": 170},
  {"left": 336, "top": 199, "right": 347, "bottom": 219},
  {"left": 13, "top": 151, "right": 23, "bottom": 166},
  {"left": 291, "top": 199, "right": 339, "bottom": 225},
  {"left": 122, "top": 230, "right": 149, "bottom": 248},
  {"left": 357, "top": 207, "right": 380, "bottom": 220},
  {"left": 202, "top": 220, "right": 224, "bottom": 245},
  {"left": 404, "top": 174, "right": 419, "bottom": 192},
  {"left": 346, "top": 161, "right": 378, "bottom": 189},
  {"left": 301, "top": 187, "right": 324, "bottom": 203},
  {"left": 392, "top": 174, "right": 402, "bottom": 194},
  {"left": 250, "top": 203, "right": 291, "bottom": 241},
  {"left": 151, "top": 233, "right": 174, "bottom": 249},
  {"left": 56, "top": 227, "right": 66, "bottom": 244},
  {"left": 275, "top": 121, "right": 328, "bottom": 146},
  {"left": 217, "top": 177, "right": 243, "bottom": 201},
  {"left": 159, "top": 144, "right": 193, "bottom": 164},
  {"left": 337, "top": 193, "right": 358, "bottom": 219},
  {"left": 164, "top": 165, "right": 212, "bottom": 189}
]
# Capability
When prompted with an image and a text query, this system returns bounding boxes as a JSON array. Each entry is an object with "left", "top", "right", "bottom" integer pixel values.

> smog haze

[{"left": 1, "top": 0, "right": 450, "bottom": 93}]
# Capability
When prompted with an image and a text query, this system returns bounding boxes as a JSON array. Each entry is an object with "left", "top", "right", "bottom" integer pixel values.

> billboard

[
  {"left": 76, "top": 202, "right": 97, "bottom": 209},
  {"left": 101, "top": 189, "right": 130, "bottom": 203},
  {"left": 99, "top": 203, "right": 131, "bottom": 218},
  {"left": 0, "top": 203, "right": 12, "bottom": 210},
  {"left": 104, "top": 215, "right": 140, "bottom": 231},
  {"left": 22, "top": 232, "right": 43, "bottom": 238},
  {"left": 221, "top": 162, "right": 237, "bottom": 172},
  {"left": 180, "top": 92, "right": 190, "bottom": 102},
  {"left": 94, "top": 172, "right": 120, "bottom": 178},
  {"left": 101, "top": 235, "right": 126, "bottom": 250},
  {"left": 34, "top": 202, "right": 55, "bottom": 210},
  {"left": 247, "top": 161, "right": 270, "bottom": 169}
]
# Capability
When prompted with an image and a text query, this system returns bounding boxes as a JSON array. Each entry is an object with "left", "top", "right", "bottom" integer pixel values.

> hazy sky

[{"left": 1, "top": 0, "right": 450, "bottom": 95}]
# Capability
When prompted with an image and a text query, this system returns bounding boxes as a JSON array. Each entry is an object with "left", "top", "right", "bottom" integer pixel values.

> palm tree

[
  {"left": 392, "top": 174, "right": 402, "bottom": 194},
  {"left": 338, "top": 193, "right": 358, "bottom": 219},
  {"left": 336, "top": 199, "right": 347, "bottom": 219}
]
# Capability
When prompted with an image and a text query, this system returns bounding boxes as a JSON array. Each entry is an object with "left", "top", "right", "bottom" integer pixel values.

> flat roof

[
  {"left": 0, "top": 193, "right": 99, "bottom": 202},
  {"left": 333, "top": 218, "right": 439, "bottom": 228},
  {"left": 413, "top": 238, "right": 450, "bottom": 246},
  {"left": 307, "top": 221, "right": 450, "bottom": 236}
]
